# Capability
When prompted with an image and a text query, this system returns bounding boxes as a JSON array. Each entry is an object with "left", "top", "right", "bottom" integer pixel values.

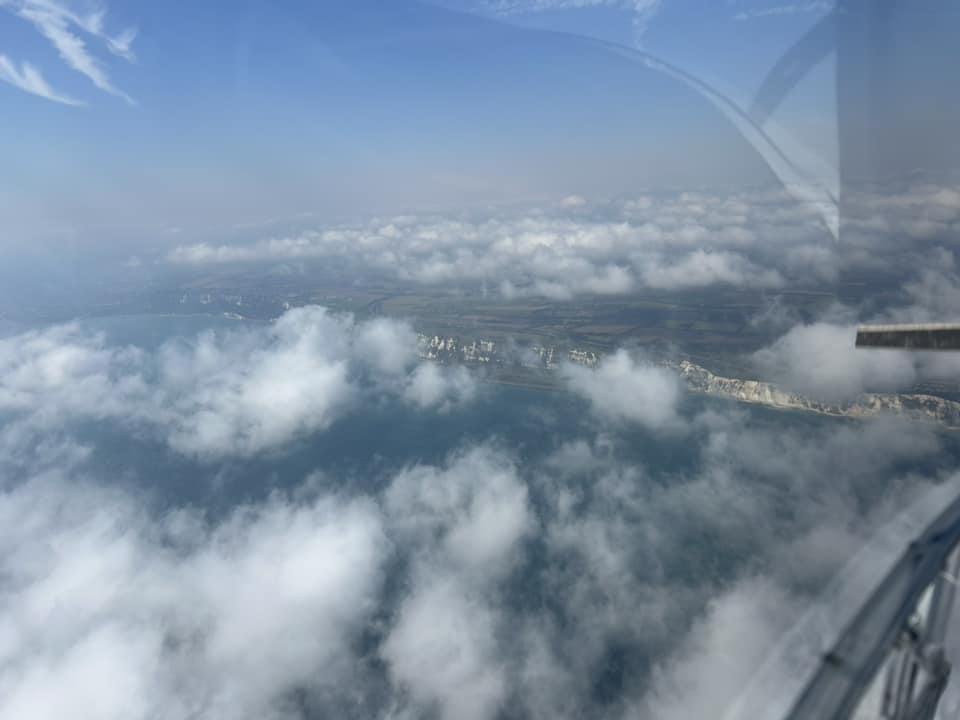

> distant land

[
  {"left": 8, "top": 272, "right": 958, "bottom": 427},
  {"left": 676, "top": 360, "right": 960, "bottom": 430},
  {"left": 414, "top": 331, "right": 960, "bottom": 430}
]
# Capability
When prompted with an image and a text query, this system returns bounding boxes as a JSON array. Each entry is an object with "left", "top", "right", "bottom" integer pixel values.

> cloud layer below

[
  {"left": 170, "top": 181, "right": 960, "bottom": 302},
  {"left": 0, "top": 307, "right": 477, "bottom": 461},
  {"left": 1, "top": 309, "right": 956, "bottom": 720}
]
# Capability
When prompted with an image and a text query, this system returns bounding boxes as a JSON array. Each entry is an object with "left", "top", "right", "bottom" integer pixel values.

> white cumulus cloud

[
  {"left": 563, "top": 349, "right": 683, "bottom": 429},
  {"left": 0, "top": 307, "right": 478, "bottom": 461},
  {"left": 0, "top": 474, "right": 389, "bottom": 720}
]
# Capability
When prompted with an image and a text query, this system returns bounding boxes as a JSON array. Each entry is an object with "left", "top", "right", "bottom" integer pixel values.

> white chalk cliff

[{"left": 675, "top": 360, "right": 960, "bottom": 429}]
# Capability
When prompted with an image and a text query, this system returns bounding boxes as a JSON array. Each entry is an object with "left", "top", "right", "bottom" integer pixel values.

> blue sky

[{"left": 0, "top": 0, "right": 839, "bottom": 259}]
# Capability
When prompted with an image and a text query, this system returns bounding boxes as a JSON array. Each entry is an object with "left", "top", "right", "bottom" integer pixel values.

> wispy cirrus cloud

[
  {"left": 0, "top": 53, "right": 82, "bottom": 104},
  {"left": 468, "top": 0, "right": 663, "bottom": 43},
  {"left": 733, "top": 1, "right": 833, "bottom": 22},
  {"left": 0, "top": 0, "right": 136, "bottom": 104}
]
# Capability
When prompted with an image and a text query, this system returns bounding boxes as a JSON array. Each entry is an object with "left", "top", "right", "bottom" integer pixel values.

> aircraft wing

[{"left": 856, "top": 324, "right": 960, "bottom": 351}]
